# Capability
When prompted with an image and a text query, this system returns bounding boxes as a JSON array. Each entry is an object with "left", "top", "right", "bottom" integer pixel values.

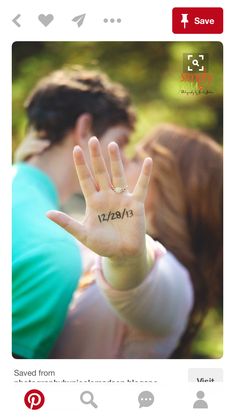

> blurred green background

[
  {"left": 12, "top": 42, "right": 223, "bottom": 358},
  {"left": 12, "top": 42, "right": 223, "bottom": 152}
]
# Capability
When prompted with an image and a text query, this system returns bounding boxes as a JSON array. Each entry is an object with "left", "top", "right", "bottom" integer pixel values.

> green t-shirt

[{"left": 12, "top": 163, "right": 82, "bottom": 359}]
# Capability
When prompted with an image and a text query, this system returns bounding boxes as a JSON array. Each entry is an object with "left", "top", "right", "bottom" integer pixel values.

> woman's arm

[
  {"left": 97, "top": 243, "right": 194, "bottom": 337},
  {"left": 47, "top": 136, "right": 154, "bottom": 288}
]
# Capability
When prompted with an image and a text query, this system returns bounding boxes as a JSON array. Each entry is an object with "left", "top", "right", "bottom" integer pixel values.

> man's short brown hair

[{"left": 25, "top": 67, "right": 136, "bottom": 143}]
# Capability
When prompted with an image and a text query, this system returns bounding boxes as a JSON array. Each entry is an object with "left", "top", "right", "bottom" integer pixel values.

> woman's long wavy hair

[{"left": 136, "top": 124, "right": 223, "bottom": 358}]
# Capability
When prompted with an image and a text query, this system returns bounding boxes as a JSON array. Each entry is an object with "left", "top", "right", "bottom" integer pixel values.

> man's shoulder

[{"left": 12, "top": 163, "right": 56, "bottom": 206}]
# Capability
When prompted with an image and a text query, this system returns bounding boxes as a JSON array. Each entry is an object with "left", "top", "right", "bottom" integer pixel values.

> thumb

[{"left": 47, "top": 210, "right": 86, "bottom": 243}]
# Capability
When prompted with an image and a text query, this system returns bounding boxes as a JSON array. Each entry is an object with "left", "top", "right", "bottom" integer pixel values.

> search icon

[
  {"left": 192, "top": 59, "right": 199, "bottom": 66},
  {"left": 80, "top": 391, "right": 98, "bottom": 408}
]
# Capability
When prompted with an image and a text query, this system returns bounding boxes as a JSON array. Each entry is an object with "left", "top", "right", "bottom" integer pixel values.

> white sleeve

[{"left": 96, "top": 239, "right": 194, "bottom": 338}]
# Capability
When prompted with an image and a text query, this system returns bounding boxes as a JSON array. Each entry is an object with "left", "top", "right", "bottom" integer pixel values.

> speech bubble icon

[{"left": 138, "top": 391, "right": 154, "bottom": 408}]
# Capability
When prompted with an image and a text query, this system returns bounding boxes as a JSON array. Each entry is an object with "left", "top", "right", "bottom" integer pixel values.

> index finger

[{"left": 73, "top": 146, "right": 97, "bottom": 199}]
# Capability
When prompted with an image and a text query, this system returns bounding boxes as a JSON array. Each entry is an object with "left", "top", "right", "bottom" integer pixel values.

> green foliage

[
  {"left": 192, "top": 309, "right": 223, "bottom": 359},
  {"left": 12, "top": 42, "right": 223, "bottom": 152}
]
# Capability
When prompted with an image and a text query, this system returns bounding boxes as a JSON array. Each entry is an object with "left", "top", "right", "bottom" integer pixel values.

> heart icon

[{"left": 38, "top": 14, "right": 54, "bottom": 27}]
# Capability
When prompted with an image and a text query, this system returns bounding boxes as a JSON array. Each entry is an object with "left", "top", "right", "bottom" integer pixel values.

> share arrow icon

[
  {"left": 12, "top": 14, "right": 21, "bottom": 27},
  {"left": 72, "top": 14, "right": 86, "bottom": 27}
]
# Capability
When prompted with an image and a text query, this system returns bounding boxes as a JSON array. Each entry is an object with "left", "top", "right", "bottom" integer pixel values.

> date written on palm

[{"left": 98, "top": 208, "right": 134, "bottom": 223}]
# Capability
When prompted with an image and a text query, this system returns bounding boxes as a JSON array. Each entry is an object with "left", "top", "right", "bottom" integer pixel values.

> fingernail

[
  {"left": 89, "top": 136, "right": 98, "bottom": 144},
  {"left": 46, "top": 210, "right": 59, "bottom": 218},
  {"left": 109, "top": 142, "right": 119, "bottom": 151},
  {"left": 74, "top": 145, "right": 81, "bottom": 153},
  {"left": 46, "top": 210, "right": 68, "bottom": 225}
]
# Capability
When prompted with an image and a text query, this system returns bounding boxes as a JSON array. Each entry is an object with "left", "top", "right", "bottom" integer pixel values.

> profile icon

[{"left": 193, "top": 391, "right": 208, "bottom": 409}]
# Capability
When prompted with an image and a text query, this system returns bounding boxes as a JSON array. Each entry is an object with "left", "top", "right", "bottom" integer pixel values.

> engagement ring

[{"left": 112, "top": 185, "right": 128, "bottom": 193}]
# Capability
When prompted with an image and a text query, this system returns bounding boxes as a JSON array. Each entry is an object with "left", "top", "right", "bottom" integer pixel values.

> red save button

[{"left": 172, "top": 7, "right": 223, "bottom": 34}]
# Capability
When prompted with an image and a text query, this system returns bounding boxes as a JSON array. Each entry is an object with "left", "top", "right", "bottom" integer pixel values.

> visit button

[{"left": 172, "top": 7, "right": 223, "bottom": 34}]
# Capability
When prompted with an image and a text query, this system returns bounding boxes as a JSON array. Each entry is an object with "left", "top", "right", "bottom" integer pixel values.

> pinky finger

[{"left": 132, "top": 157, "right": 152, "bottom": 202}]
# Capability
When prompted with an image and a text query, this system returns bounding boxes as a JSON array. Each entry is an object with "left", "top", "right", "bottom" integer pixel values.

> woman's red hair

[{"left": 137, "top": 124, "right": 223, "bottom": 357}]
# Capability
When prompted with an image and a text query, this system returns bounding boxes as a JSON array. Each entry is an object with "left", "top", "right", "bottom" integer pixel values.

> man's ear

[{"left": 73, "top": 113, "right": 93, "bottom": 146}]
